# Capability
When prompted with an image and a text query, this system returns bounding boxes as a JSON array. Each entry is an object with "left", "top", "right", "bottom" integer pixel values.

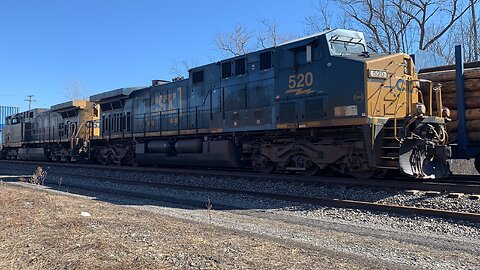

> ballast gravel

[
  {"left": 1, "top": 162, "right": 479, "bottom": 214},
  {"left": 1, "top": 162, "right": 480, "bottom": 269}
]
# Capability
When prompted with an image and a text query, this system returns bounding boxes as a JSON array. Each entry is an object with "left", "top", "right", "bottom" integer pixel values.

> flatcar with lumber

[
  {"left": 419, "top": 45, "right": 480, "bottom": 174},
  {"left": 1, "top": 29, "right": 452, "bottom": 179}
]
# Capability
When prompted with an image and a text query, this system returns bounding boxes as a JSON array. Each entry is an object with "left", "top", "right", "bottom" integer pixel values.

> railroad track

[
  {"left": 1, "top": 159, "right": 479, "bottom": 194},
  {"left": 1, "top": 161, "right": 480, "bottom": 223}
]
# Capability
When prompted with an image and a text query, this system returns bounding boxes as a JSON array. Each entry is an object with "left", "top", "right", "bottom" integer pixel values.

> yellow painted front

[
  {"left": 75, "top": 100, "right": 100, "bottom": 141},
  {"left": 365, "top": 54, "right": 418, "bottom": 118}
]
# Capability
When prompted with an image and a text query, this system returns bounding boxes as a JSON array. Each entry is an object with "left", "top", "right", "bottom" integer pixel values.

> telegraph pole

[{"left": 25, "top": 95, "right": 36, "bottom": 110}]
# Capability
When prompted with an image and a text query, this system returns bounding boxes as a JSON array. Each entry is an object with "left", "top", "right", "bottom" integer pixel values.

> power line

[{"left": 25, "top": 95, "right": 36, "bottom": 110}]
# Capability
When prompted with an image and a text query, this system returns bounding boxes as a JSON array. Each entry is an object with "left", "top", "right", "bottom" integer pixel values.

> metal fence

[{"left": 0, "top": 106, "right": 20, "bottom": 144}]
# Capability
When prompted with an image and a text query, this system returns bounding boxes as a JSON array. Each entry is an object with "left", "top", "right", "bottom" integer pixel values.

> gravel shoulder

[
  {"left": 1, "top": 183, "right": 397, "bottom": 270},
  {"left": 1, "top": 163, "right": 480, "bottom": 269},
  {"left": 1, "top": 162, "right": 479, "bottom": 214}
]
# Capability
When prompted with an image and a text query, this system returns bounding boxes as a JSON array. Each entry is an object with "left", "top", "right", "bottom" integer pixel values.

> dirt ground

[{"left": 0, "top": 182, "right": 393, "bottom": 270}]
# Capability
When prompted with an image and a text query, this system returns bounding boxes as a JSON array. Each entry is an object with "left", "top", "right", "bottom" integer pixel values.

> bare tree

[
  {"left": 303, "top": 1, "right": 335, "bottom": 33},
  {"left": 64, "top": 80, "right": 88, "bottom": 101},
  {"left": 332, "top": 0, "right": 415, "bottom": 52},
  {"left": 169, "top": 59, "right": 197, "bottom": 80},
  {"left": 429, "top": 28, "right": 458, "bottom": 64},
  {"left": 257, "top": 19, "right": 281, "bottom": 48},
  {"left": 429, "top": 0, "right": 480, "bottom": 63},
  {"left": 257, "top": 19, "right": 296, "bottom": 48},
  {"left": 305, "top": 0, "right": 477, "bottom": 55},
  {"left": 451, "top": 11, "right": 478, "bottom": 62},
  {"left": 215, "top": 23, "right": 255, "bottom": 56},
  {"left": 215, "top": 20, "right": 297, "bottom": 57},
  {"left": 470, "top": 0, "right": 479, "bottom": 60},
  {"left": 396, "top": 0, "right": 476, "bottom": 50}
]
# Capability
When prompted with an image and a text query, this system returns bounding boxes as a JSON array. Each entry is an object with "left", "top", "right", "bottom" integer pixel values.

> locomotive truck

[{"left": 1, "top": 29, "right": 451, "bottom": 179}]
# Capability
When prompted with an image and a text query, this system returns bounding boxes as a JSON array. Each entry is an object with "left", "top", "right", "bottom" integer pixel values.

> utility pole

[{"left": 25, "top": 95, "right": 36, "bottom": 110}]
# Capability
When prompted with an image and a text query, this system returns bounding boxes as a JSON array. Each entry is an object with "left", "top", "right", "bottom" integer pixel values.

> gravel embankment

[
  {"left": 1, "top": 162, "right": 480, "bottom": 269},
  {"left": 0, "top": 162, "right": 479, "bottom": 214},
  {"left": 2, "top": 183, "right": 395, "bottom": 270}
]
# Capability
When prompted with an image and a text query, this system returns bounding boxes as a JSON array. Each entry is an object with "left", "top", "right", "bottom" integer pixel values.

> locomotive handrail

[
  {"left": 428, "top": 79, "right": 433, "bottom": 116},
  {"left": 434, "top": 84, "right": 443, "bottom": 117},
  {"left": 393, "top": 90, "right": 403, "bottom": 142}
]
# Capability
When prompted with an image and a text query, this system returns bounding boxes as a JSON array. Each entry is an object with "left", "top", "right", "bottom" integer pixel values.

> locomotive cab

[
  {"left": 363, "top": 50, "right": 450, "bottom": 178},
  {"left": 271, "top": 29, "right": 450, "bottom": 178},
  {"left": 325, "top": 31, "right": 451, "bottom": 178}
]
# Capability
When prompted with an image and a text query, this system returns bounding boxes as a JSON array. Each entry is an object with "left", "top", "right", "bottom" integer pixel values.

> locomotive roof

[
  {"left": 9, "top": 108, "right": 49, "bottom": 118},
  {"left": 89, "top": 87, "right": 147, "bottom": 102},
  {"left": 51, "top": 100, "right": 90, "bottom": 111},
  {"left": 340, "top": 52, "right": 408, "bottom": 62},
  {"left": 190, "top": 28, "right": 366, "bottom": 71},
  {"left": 87, "top": 28, "right": 373, "bottom": 101},
  {"left": 278, "top": 28, "right": 333, "bottom": 47}
]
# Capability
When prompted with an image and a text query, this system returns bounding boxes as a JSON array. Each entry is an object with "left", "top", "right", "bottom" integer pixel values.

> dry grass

[{"left": 0, "top": 183, "right": 368, "bottom": 270}]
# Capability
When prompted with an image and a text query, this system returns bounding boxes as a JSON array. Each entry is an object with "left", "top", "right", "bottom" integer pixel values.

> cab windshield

[{"left": 329, "top": 35, "right": 366, "bottom": 55}]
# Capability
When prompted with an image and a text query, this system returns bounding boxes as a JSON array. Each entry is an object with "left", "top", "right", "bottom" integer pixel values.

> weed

[
  {"left": 19, "top": 166, "right": 48, "bottom": 185},
  {"left": 206, "top": 197, "right": 213, "bottom": 224}
]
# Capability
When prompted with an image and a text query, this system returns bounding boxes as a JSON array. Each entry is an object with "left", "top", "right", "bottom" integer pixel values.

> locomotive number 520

[{"left": 288, "top": 72, "right": 314, "bottom": 89}]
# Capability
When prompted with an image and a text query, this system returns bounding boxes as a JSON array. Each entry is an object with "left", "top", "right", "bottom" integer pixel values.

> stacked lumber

[{"left": 418, "top": 64, "right": 480, "bottom": 142}]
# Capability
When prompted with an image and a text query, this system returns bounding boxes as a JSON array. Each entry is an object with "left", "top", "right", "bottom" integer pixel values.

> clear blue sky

[{"left": 0, "top": 0, "right": 318, "bottom": 111}]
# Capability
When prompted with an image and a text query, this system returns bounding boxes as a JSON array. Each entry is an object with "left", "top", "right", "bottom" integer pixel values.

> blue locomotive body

[
  {"left": 2, "top": 29, "right": 452, "bottom": 178},
  {"left": 89, "top": 29, "right": 450, "bottom": 178}
]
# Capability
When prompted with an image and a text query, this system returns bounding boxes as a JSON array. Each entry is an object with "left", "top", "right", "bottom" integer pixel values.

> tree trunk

[
  {"left": 418, "top": 67, "right": 480, "bottom": 82},
  {"left": 442, "top": 98, "right": 480, "bottom": 110},
  {"left": 447, "top": 119, "right": 480, "bottom": 131},
  {"left": 450, "top": 108, "right": 480, "bottom": 120},
  {"left": 472, "top": 0, "right": 479, "bottom": 61},
  {"left": 449, "top": 131, "right": 480, "bottom": 142},
  {"left": 434, "top": 79, "right": 480, "bottom": 93}
]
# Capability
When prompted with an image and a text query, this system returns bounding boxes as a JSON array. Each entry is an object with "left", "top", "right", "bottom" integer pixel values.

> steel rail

[
  {"left": 2, "top": 165, "right": 480, "bottom": 223},
  {"left": 1, "top": 160, "right": 479, "bottom": 194}
]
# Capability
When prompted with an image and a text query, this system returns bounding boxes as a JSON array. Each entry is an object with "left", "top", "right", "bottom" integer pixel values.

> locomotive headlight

[
  {"left": 413, "top": 81, "right": 420, "bottom": 88},
  {"left": 442, "top": 106, "right": 451, "bottom": 118},
  {"left": 403, "top": 60, "right": 408, "bottom": 74},
  {"left": 368, "top": 69, "right": 388, "bottom": 79},
  {"left": 415, "top": 103, "right": 426, "bottom": 116}
]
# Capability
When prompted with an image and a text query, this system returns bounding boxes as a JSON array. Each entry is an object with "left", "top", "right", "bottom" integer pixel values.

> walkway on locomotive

[
  {"left": 2, "top": 101, "right": 97, "bottom": 148},
  {"left": 93, "top": 29, "right": 421, "bottom": 140}
]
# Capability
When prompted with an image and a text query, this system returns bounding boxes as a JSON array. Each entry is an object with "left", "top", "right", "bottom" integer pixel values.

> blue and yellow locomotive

[{"left": 1, "top": 29, "right": 451, "bottom": 178}]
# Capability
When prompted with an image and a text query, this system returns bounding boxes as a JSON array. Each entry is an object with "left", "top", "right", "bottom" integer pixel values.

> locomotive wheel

[
  {"left": 131, "top": 161, "right": 139, "bottom": 167},
  {"left": 291, "top": 154, "right": 319, "bottom": 176},
  {"left": 260, "top": 162, "right": 275, "bottom": 174},
  {"left": 300, "top": 165, "right": 320, "bottom": 176},
  {"left": 349, "top": 170, "right": 377, "bottom": 179},
  {"left": 100, "top": 158, "right": 108, "bottom": 166},
  {"left": 254, "top": 154, "right": 275, "bottom": 174},
  {"left": 475, "top": 155, "right": 480, "bottom": 175}
]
